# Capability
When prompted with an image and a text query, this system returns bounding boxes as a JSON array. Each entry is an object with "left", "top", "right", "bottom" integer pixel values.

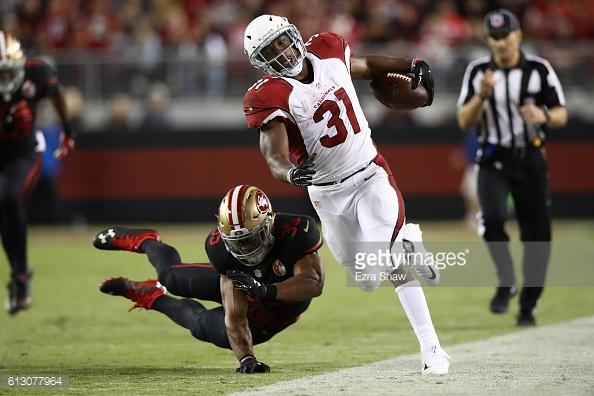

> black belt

[
  {"left": 313, "top": 160, "right": 374, "bottom": 186},
  {"left": 479, "top": 144, "right": 539, "bottom": 161}
]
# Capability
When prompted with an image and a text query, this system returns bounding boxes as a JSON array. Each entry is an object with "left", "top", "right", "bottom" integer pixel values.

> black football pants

[
  {"left": 0, "top": 154, "right": 40, "bottom": 279},
  {"left": 477, "top": 147, "right": 551, "bottom": 311},
  {"left": 142, "top": 240, "right": 281, "bottom": 349}
]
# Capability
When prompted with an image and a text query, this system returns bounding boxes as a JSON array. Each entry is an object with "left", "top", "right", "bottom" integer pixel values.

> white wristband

[{"left": 240, "top": 354, "right": 255, "bottom": 364}]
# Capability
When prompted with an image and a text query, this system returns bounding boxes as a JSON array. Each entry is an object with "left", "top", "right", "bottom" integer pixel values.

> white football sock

[{"left": 396, "top": 280, "right": 440, "bottom": 353}]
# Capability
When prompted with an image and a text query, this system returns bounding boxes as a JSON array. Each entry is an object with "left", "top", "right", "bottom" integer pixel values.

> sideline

[{"left": 233, "top": 315, "right": 594, "bottom": 395}]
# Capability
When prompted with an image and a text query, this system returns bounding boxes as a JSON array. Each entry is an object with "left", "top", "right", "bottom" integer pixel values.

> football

[{"left": 369, "top": 73, "right": 428, "bottom": 110}]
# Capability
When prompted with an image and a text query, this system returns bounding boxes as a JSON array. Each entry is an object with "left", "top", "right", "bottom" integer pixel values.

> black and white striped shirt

[{"left": 457, "top": 52, "right": 565, "bottom": 148}]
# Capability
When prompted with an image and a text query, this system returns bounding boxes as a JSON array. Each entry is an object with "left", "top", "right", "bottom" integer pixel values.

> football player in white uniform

[{"left": 242, "top": 15, "right": 450, "bottom": 375}]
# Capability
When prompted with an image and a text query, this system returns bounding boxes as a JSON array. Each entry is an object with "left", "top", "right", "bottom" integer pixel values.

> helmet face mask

[
  {"left": 244, "top": 15, "right": 306, "bottom": 77},
  {"left": 218, "top": 185, "right": 275, "bottom": 266},
  {"left": 221, "top": 218, "right": 273, "bottom": 265},
  {"left": 0, "top": 32, "right": 26, "bottom": 96}
]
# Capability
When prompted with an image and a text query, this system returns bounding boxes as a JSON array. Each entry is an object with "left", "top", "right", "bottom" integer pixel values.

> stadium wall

[{"left": 57, "top": 121, "right": 594, "bottom": 223}]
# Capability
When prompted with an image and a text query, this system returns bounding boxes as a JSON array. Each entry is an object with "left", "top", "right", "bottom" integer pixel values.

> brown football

[{"left": 369, "top": 73, "right": 428, "bottom": 110}]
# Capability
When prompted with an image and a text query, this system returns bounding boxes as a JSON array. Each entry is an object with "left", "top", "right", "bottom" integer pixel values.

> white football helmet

[
  {"left": 243, "top": 15, "right": 306, "bottom": 77},
  {"left": 0, "top": 31, "right": 26, "bottom": 96},
  {"left": 217, "top": 185, "right": 275, "bottom": 266}
]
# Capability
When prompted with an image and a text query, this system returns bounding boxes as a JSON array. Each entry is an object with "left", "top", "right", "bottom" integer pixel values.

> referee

[{"left": 456, "top": 9, "right": 567, "bottom": 326}]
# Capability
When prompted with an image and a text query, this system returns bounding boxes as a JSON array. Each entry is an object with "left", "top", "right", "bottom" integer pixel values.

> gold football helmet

[
  {"left": 217, "top": 185, "right": 275, "bottom": 266},
  {"left": 0, "top": 31, "right": 26, "bottom": 96}
]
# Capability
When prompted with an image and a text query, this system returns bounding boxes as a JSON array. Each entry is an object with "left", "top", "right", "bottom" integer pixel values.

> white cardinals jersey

[{"left": 243, "top": 32, "right": 377, "bottom": 184}]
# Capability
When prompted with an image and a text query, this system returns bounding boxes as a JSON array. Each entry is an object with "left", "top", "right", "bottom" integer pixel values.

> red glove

[{"left": 54, "top": 132, "right": 75, "bottom": 159}]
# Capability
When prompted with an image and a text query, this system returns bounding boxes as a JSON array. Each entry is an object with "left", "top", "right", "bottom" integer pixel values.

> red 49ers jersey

[{"left": 243, "top": 32, "right": 377, "bottom": 184}]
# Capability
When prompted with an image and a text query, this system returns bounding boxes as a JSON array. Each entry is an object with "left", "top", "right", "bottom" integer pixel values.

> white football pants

[{"left": 308, "top": 155, "right": 405, "bottom": 291}]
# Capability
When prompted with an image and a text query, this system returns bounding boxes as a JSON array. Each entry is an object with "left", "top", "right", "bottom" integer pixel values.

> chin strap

[{"left": 283, "top": 60, "right": 304, "bottom": 77}]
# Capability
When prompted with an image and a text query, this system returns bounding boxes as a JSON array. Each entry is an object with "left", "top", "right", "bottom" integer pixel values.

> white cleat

[
  {"left": 401, "top": 223, "right": 440, "bottom": 286},
  {"left": 421, "top": 345, "right": 451, "bottom": 375}
]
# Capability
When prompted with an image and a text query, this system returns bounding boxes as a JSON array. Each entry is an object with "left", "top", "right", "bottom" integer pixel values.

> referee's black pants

[{"left": 477, "top": 146, "right": 551, "bottom": 311}]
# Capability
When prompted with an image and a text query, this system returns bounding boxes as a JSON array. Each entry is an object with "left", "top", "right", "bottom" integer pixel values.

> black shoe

[
  {"left": 516, "top": 308, "right": 536, "bottom": 326},
  {"left": 489, "top": 286, "right": 517, "bottom": 314},
  {"left": 5, "top": 270, "right": 33, "bottom": 315}
]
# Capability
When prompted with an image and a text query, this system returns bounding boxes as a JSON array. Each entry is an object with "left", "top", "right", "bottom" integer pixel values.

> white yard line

[{"left": 233, "top": 315, "right": 594, "bottom": 395}]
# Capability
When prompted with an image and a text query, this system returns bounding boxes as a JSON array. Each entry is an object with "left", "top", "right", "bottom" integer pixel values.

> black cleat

[
  {"left": 516, "top": 308, "right": 536, "bottom": 326},
  {"left": 93, "top": 227, "right": 160, "bottom": 253},
  {"left": 5, "top": 270, "right": 33, "bottom": 315},
  {"left": 489, "top": 286, "right": 517, "bottom": 314}
]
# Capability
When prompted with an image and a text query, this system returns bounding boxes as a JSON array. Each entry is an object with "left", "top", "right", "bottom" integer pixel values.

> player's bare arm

[
  {"left": 51, "top": 85, "right": 70, "bottom": 128},
  {"left": 351, "top": 55, "right": 434, "bottom": 106},
  {"left": 221, "top": 275, "right": 253, "bottom": 360},
  {"left": 274, "top": 252, "right": 324, "bottom": 301},
  {"left": 350, "top": 55, "right": 413, "bottom": 80},
  {"left": 50, "top": 84, "right": 75, "bottom": 158},
  {"left": 259, "top": 120, "right": 316, "bottom": 186},
  {"left": 259, "top": 119, "right": 293, "bottom": 183}
]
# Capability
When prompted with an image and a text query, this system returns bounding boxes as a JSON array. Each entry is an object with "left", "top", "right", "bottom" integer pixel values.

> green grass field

[{"left": 1, "top": 220, "right": 593, "bottom": 395}]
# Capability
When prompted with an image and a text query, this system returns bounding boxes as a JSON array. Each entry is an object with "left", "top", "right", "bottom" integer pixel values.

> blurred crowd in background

[
  {"left": 3, "top": 0, "right": 594, "bottom": 53},
  {"left": 1, "top": 0, "right": 593, "bottom": 131}
]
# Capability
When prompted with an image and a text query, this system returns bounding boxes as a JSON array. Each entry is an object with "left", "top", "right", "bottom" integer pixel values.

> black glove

[
  {"left": 288, "top": 153, "right": 317, "bottom": 187},
  {"left": 236, "top": 355, "right": 270, "bottom": 374},
  {"left": 227, "top": 270, "right": 277, "bottom": 300},
  {"left": 411, "top": 58, "right": 434, "bottom": 107}
]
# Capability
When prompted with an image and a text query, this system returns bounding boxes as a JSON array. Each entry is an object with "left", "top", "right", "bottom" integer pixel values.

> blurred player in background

[
  {"left": 456, "top": 9, "right": 567, "bottom": 325},
  {"left": 448, "top": 131, "right": 480, "bottom": 231},
  {"left": 242, "top": 15, "right": 449, "bottom": 374},
  {"left": 1, "top": 31, "right": 75, "bottom": 315},
  {"left": 94, "top": 185, "right": 324, "bottom": 373}
]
